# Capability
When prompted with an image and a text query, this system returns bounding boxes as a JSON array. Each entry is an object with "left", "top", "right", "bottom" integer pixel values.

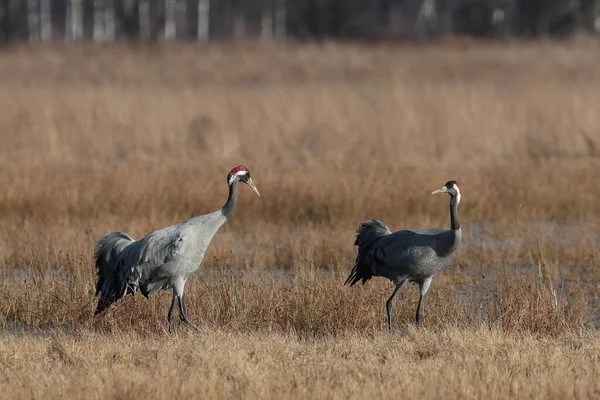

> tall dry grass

[
  {"left": 3, "top": 328, "right": 600, "bottom": 400},
  {"left": 0, "top": 41, "right": 599, "bottom": 398}
]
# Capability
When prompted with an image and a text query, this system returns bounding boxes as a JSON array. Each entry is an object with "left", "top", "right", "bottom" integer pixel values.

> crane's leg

[
  {"left": 386, "top": 279, "right": 406, "bottom": 333},
  {"left": 415, "top": 277, "right": 432, "bottom": 326},
  {"left": 167, "top": 293, "right": 177, "bottom": 333},
  {"left": 177, "top": 295, "right": 200, "bottom": 332},
  {"left": 170, "top": 279, "right": 200, "bottom": 332}
]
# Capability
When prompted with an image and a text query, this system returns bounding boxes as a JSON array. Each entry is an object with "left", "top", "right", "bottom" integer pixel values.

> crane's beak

[
  {"left": 431, "top": 186, "right": 448, "bottom": 195},
  {"left": 246, "top": 177, "right": 261, "bottom": 197}
]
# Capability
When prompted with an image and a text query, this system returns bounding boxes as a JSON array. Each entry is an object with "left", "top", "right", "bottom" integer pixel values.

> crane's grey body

[
  {"left": 94, "top": 165, "right": 260, "bottom": 332},
  {"left": 120, "top": 211, "right": 226, "bottom": 296},
  {"left": 345, "top": 181, "right": 462, "bottom": 331},
  {"left": 366, "top": 226, "right": 460, "bottom": 284}
]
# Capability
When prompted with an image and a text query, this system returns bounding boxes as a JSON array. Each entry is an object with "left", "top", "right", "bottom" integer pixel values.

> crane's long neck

[
  {"left": 439, "top": 194, "right": 462, "bottom": 256},
  {"left": 221, "top": 180, "right": 238, "bottom": 219},
  {"left": 449, "top": 195, "right": 460, "bottom": 231}
]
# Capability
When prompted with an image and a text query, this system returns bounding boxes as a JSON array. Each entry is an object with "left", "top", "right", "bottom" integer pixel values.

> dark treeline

[{"left": 0, "top": 0, "right": 599, "bottom": 43}]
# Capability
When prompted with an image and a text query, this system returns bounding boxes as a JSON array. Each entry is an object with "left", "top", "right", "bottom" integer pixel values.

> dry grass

[
  {"left": 2, "top": 328, "right": 600, "bottom": 399},
  {"left": 1, "top": 40, "right": 600, "bottom": 398}
]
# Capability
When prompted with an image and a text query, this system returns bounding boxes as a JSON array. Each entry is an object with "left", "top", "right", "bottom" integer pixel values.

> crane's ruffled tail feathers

[
  {"left": 353, "top": 218, "right": 391, "bottom": 247},
  {"left": 345, "top": 218, "right": 391, "bottom": 286},
  {"left": 94, "top": 231, "right": 134, "bottom": 295},
  {"left": 94, "top": 231, "right": 135, "bottom": 315}
]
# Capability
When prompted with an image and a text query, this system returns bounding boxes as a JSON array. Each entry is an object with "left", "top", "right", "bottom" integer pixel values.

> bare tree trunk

[
  {"left": 274, "top": 0, "right": 286, "bottom": 38},
  {"left": 28, "top": 0, "right": 40, "bottom": 42},
  {"left": 104, "top": 0, "right": 115, "bottom": 41},
  {"left": 415, "top": 0, "right": 438, "bottom": 37},
  {"left": 197, "top": 0, "right": 209, "bottom": 40},
  {"left": 40, "top": 0, "right": 50, "bottom": 41},
  {"left": 164, "top": 0, "right": 176, "bottom": 40},
  {"left": 93, "top": 0, "right": 105, "bottom": 41},
  {"left": 67, "top": 0, "right": 83, "bottom": 41}
]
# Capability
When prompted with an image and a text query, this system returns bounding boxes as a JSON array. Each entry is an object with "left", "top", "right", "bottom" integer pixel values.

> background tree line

[{"left": 0, "top": 0, "right": 598, "bottom": 42}]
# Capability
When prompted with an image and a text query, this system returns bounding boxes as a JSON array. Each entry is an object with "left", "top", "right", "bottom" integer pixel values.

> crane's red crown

[
  {"left": 445, "top": 180, "right": 460, "bottom": 190},
  {"left": 230, "top": 165, "right": 249, "bottom": 175},
  {"left": 227, "top": 165, "right": 251, "bottom": 184}
]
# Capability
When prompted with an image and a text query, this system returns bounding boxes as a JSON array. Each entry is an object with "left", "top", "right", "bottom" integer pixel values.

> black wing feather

[{"left": 345, "top": 219, "right": 391, "bottom": 286}]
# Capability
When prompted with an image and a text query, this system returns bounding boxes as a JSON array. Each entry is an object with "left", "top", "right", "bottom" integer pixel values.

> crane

[
  {"left": 345, "top": 180, "right": 462, "bottom": 332},
  {"left": 94, "top": 165, "right": 260, "bottom": 332}
]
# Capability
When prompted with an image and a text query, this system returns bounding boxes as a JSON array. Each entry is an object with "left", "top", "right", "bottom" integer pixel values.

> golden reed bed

[{"left": 1, "top": 40, "right": 599, "bottom": 399}]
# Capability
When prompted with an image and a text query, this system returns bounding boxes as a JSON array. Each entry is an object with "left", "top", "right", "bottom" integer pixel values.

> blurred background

[{"left": 1, "top": 0, "right": 599, "bottom": 43}]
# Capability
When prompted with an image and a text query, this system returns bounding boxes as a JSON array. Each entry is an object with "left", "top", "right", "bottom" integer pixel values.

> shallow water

[
  {"left": 0, "top": 321, "right": 74, "bottom": 339},
  {"left": 466, "top": 221, "right": 598, "bottom": 249}
]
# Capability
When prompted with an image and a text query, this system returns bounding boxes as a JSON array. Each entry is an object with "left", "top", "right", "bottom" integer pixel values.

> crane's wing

[
  {"left": 346, "top": 226, "right": 450, "bottom": 286},
  {"left": 94, "top": 231, "right": 137, "bottom": 315},
  {"left": 95, "top": 231, "right": 135, "bottom": 296},
  {"left": 94, "top": 213, "right": 224, "bottom": 315},
  {"left": 117, "top": 226, "right": 187, "bottom": 296},
  {"left": 371, "top": 229, "right": 449, "bottom": 278}
]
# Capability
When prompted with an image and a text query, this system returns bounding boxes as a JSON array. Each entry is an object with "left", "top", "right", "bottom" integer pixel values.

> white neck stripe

[{"left": 453, "top": 184, "right": 461, "bottom": 205}]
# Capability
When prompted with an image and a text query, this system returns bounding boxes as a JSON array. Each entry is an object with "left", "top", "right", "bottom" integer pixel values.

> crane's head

[
  {"left": 227, "top": 165, "right": 260, "bottom": 197},
  {"left": 432, "top": 180, "right": 461, "bottom": 203}
]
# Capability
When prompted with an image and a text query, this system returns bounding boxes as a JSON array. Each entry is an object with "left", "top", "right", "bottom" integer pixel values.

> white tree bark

[
  {"left": 415, "top": 0, "right": 438, "bottom": 36},
  {"left": 104, "top": 0, "right": 115, "bottom": 41},
  {"left": 164, "top": 0, "right": 177, "bottom": 41},
  {"left": 197, "top": 0, "right": 210, "bottom": 41},
  {"left": 68, "top": 0, "right": 84, "bottom": 41},
  {"left": 93, "top": 0, "right": 105, "bottom": 41}
]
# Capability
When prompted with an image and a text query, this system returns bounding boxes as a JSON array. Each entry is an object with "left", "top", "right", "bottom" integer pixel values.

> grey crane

[
  {"left": 94, "top": 165, "right": 260, "bottom": 332},
  {"left": 345, "top": 180, "right": 462, "bottom": 331}
]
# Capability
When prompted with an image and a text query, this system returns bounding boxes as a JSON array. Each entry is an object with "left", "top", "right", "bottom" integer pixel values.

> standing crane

[
  {"left": 345, "top": 180, "right": 462, "bottom": 332},
  {"left": 94, "top": 165, "right": 260, "bottom": 332}
]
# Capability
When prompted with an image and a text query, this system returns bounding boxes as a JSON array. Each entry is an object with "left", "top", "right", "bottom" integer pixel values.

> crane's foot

[
  {"left": 180, "top": 315, "right": 200, "bottom": 332},
  {"left": 176, "top": 295, "right": 200, "bottom": 332},
  {"left": 167, "top": 319, "right": 199, "bottom": 333}
]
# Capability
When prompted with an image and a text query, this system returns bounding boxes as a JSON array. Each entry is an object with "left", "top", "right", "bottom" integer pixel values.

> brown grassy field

[{"left": 1, "top": 39, "right": 600, "bottom": 399}]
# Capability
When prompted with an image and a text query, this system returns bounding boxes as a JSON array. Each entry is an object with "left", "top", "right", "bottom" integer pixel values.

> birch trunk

[
  {"left": 68, "top": 0, "right": 83, "bottom": 41},
  {"left": 164, "top": 0, "right": 176, "bottom": 41},
  {"left": 197, "top": 0, "right": 209, "bottom": 40}
]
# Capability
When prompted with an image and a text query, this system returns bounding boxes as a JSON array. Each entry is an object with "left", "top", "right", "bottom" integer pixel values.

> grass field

[{"left": 1, "top": 39, "right": 600, "bottom": 399}]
